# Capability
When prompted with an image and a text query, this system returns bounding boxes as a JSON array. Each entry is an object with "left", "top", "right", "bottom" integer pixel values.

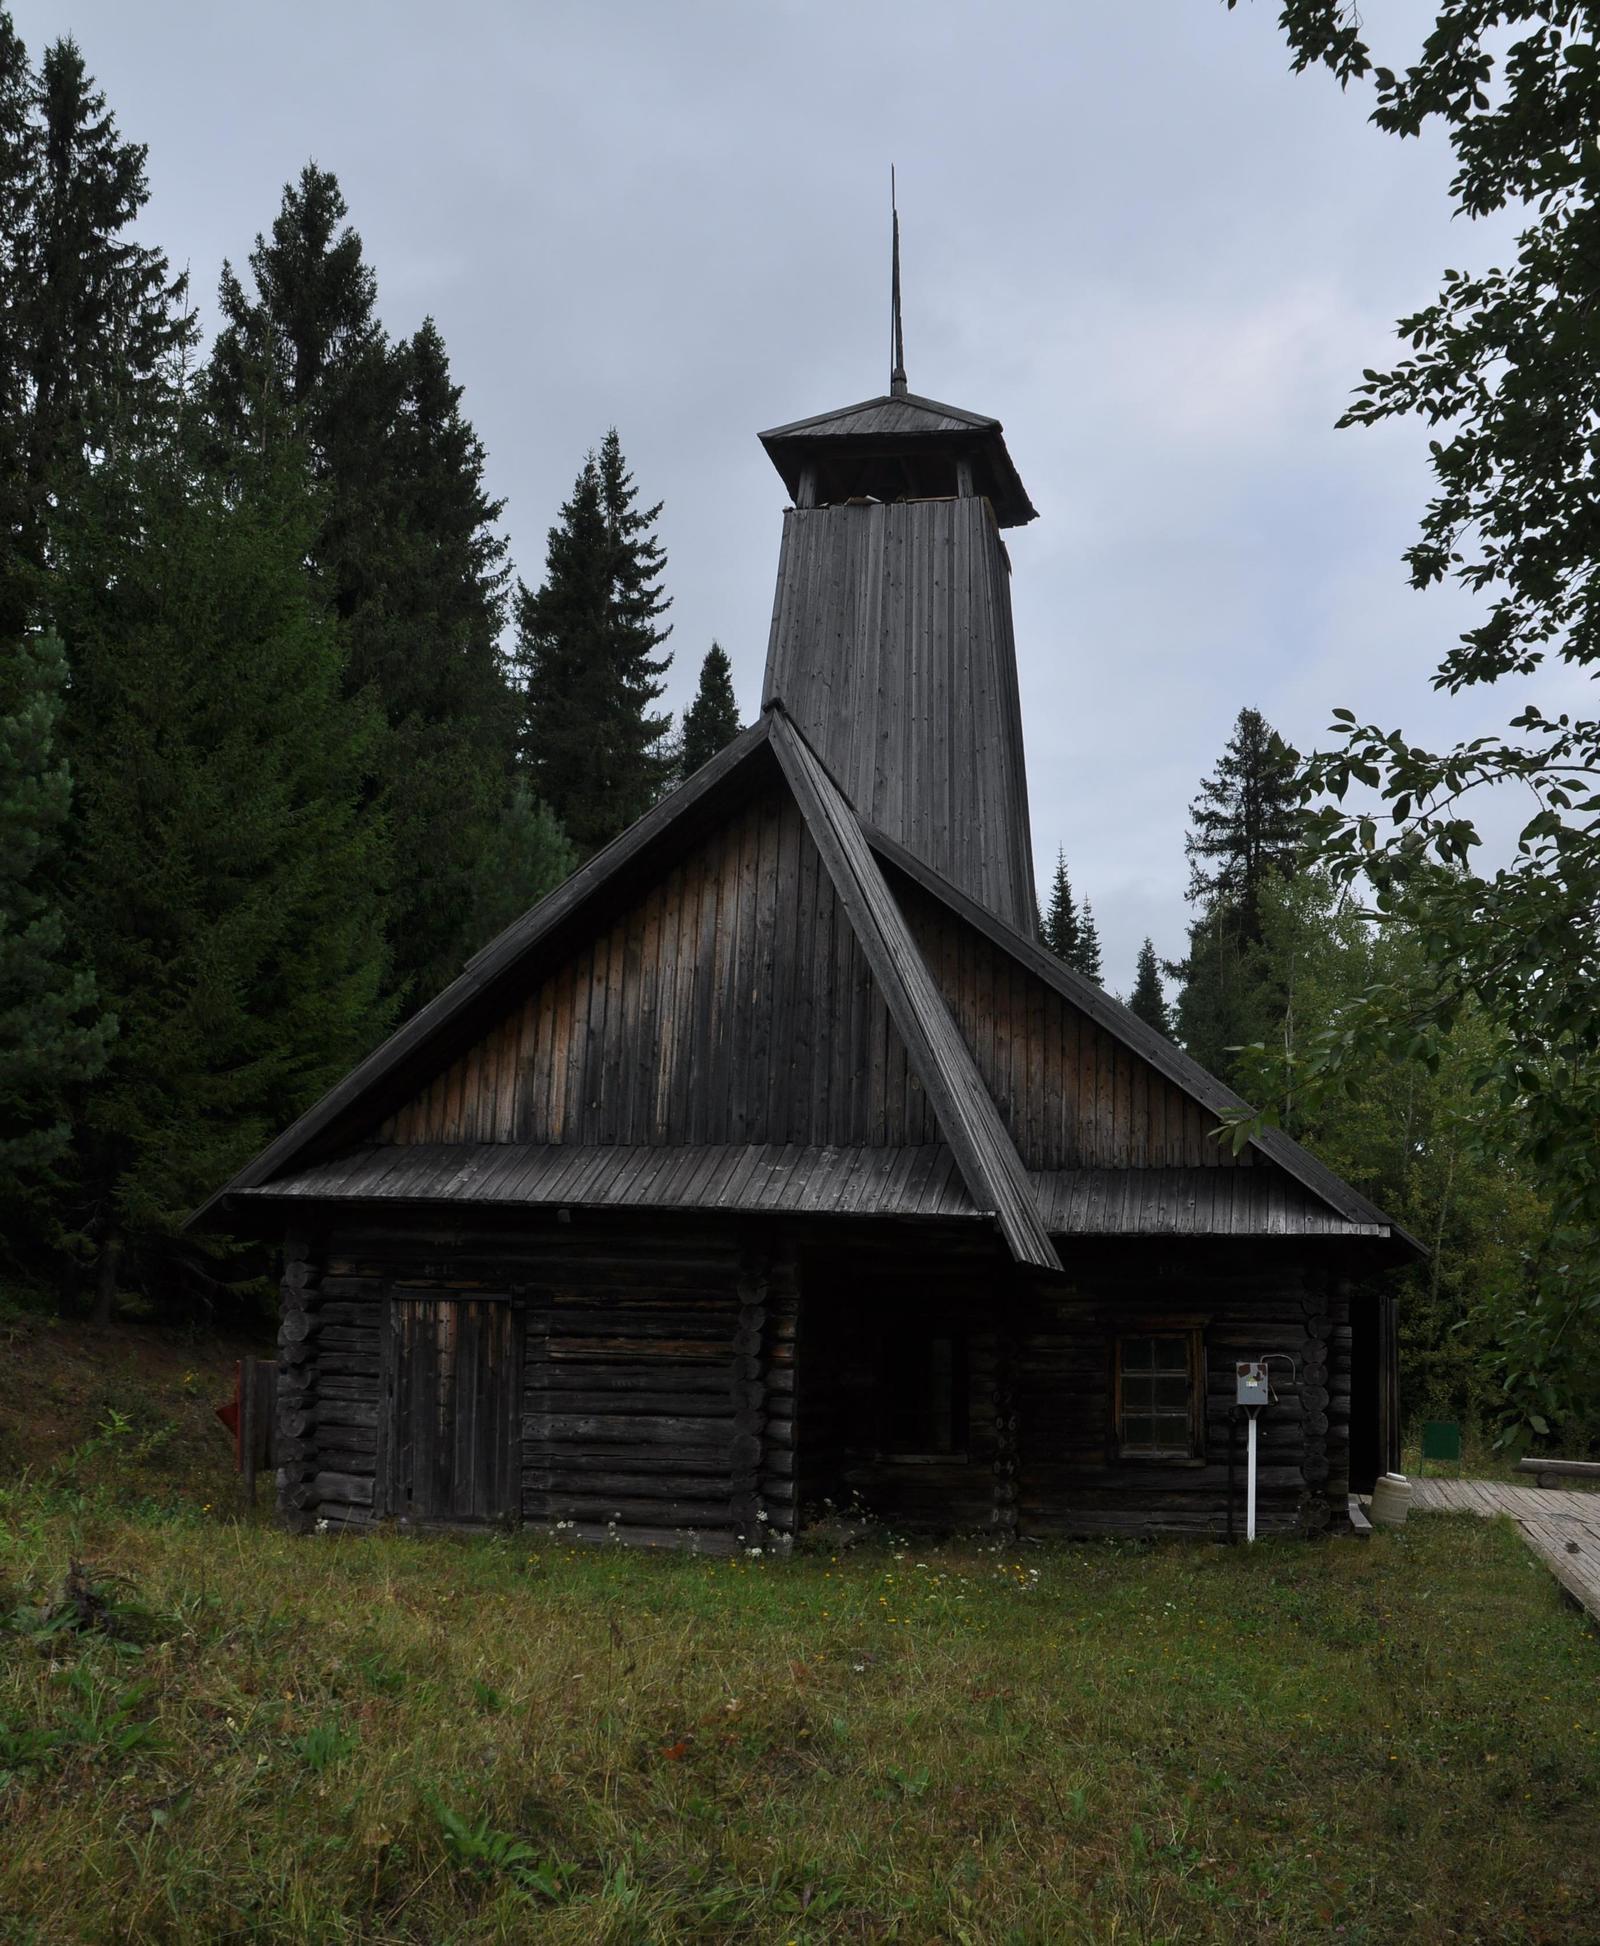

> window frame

[{"left": 1113, "top": 1325, "right": 1206, "bottom": 1465}]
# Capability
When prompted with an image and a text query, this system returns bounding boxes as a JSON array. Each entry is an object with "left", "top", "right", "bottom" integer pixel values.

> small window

[
  {"left": 1116, "top": 1330, "right": 1203, "bottom": 1460},
  {"left": 880, "top": 1331, "right": 967, "bottom": 1458}
]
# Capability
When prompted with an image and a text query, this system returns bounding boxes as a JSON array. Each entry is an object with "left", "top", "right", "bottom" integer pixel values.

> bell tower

[{"left": 758, "top": 210, "right": 1041, "bottom": 934}]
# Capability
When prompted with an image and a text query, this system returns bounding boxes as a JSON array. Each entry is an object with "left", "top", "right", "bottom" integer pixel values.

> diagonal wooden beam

[{"left": 770, "top": 710, "right": 1060, "bottom": 1274}]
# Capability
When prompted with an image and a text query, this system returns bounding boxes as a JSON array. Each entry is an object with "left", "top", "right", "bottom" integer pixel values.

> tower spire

[{"left": 890, "top": 166, "right": 907, "bottom": 397}]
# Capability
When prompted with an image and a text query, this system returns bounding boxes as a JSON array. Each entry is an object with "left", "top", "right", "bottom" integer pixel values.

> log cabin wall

[
  {"left": 1013, "top": 1248, "right": 1348, "bottom": 1539},
  {"left": 894, "top": 873, "right": 1250, "bottom": 1173},
  {"left": 374, "top": 781, "right": 940, "bottom": 1152},
  {"left": 275, "top": 1217, "right": 1363, "bottom": 1545},
  {"left": 274, "top": 1215, "right": 799, "bottom": 1553}
]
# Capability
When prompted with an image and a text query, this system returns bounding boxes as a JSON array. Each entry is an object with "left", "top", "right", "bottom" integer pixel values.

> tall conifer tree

[
  {"left": 0, "top": 18, "right": 191, "bottom": 638},
  {"left": 0, "top": 628, "right": 111, "bottom": 1206},
  {"left": 208, "top": 167, "right": 528, "bottom": 1001},
  {"left": 1075, "top": 900, "right": 1104, "bottom": 985},
  {"left": 1173, "top": 706, "right": 1303, "bottom": 1082},
  {"left": 517, "top": 429, "right": 673, "bottom": 855},
  {"left": 1129, "top": 937, "right": 1171, "bottom": 1036},
  {"left": 1184, "top": 706, "right": 1303, "bottom": 942},
  {"left": 1043, "top": 850, "right": 1080, "bottom": 963},
  {"left": 679, "top": 640, "right": 740, "bottom": 778},
  {"left": 51, "top": 400, "right": 391, "bottom": 1319}
]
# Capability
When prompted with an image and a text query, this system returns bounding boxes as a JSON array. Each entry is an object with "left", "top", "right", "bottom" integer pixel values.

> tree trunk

[{"left": 91, "top": 1231, "right": 122, "bottom": 1328}]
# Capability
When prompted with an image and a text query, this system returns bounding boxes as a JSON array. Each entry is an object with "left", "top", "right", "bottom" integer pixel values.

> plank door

[{"left": 381, "top": 1293, "right": 522, "bottom": 1524}]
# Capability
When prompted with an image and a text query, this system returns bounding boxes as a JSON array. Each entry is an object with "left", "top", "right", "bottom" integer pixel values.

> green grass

[{"left": 3, "top": 1461, "right": 1598, "bottom": 1945}]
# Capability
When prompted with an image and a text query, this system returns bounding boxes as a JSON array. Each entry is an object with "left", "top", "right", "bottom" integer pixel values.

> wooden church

[{"left": 197, "top": 282, "right": 1415, "bottom": 1549}]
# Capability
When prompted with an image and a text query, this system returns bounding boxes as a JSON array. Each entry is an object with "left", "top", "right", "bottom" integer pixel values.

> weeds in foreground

[{"left": 0, "top": 1493, "right": 1597, "bottom": 1944}]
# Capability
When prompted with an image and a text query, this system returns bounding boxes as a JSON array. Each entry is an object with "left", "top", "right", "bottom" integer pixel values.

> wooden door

[{"left": 381, "top": 1294, "right": 521, "bottom": 1524}]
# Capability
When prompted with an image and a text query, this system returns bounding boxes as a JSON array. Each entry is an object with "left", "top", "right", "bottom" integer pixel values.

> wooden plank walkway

[{"left": 1410, "top": 1477, "right": 1600, "bottom": 1625}]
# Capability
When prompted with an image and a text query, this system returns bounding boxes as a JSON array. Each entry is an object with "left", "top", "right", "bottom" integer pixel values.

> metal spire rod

[{"left": 890, "top": 165, "right": 907, "bottom": 396}]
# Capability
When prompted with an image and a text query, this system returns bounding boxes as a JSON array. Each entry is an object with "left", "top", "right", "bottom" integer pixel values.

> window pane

[{"left": 1120, "top": 1333, "right": 1200, "bottom": 1457}]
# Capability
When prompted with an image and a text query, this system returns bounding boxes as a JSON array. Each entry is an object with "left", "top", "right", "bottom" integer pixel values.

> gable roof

[
  {"left": 191, "top": 707, "right": 1417, "bottom": 1261},
  {"left": 863, "top": 822, "right": 1422, "bottom": 1252},
  {"left": 187, "top": 714, "right": 782, "bottom": 1229}
]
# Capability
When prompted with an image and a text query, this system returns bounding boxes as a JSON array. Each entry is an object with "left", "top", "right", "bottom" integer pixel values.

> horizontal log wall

[
  {"left": 896, "top": 874, "right": 1250, "bottom": 1174},
  {"left": 276, "top": 1220, "right": 1366, "bottom": 1548},
  {"left": 1014, "top": 1260, "right": 1345, "bottom": 1540},
  {"left": 275, "top": 1241, "right": 381, "bottom": 1532},
  {"left": 523, "top": 1235, "right": 746, "bottom": 1550},
  {"left": 376, "top": 782, "right": 939, "bottom": 1152},
  {"left": 276, "top": 1220, "right": 798, "bottom": 1552}
]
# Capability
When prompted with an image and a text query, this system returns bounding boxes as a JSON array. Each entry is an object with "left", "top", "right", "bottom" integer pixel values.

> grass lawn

[{"left": 2, "top": 1323, "right": 1598, "bottom": 1942}]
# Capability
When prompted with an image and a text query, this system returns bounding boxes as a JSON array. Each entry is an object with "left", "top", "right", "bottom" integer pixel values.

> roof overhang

[{"left": 759, "top": 389, "right": 1037, "bottom": 528}]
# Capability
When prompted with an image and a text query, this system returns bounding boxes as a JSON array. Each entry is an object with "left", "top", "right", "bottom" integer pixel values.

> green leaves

[
  {"left": 427, "top": 1792, "right": 573, "bottom": 1901},
  {"left": 1254, "top": 1, "right": 1600, "bottom": 1408}
]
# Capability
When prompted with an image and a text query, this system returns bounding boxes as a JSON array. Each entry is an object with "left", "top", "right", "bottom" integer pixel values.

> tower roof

[{"left": 759, "top": 387, "right": 1038, "bottom": 528}]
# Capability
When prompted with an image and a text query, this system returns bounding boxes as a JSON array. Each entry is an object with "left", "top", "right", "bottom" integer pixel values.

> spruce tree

[
  {"left": 0, "top": 12, "right": 36, "bottom": 635},
  {"left": 209, "top": 170, "right": 522, "bottom": 1003},
  {"left": 1185, "top": 706, "right": 1303, "bottom": 942},
  {"left": 0, "top": 629, "right": 112, "bottom": 1204},
  {"left": 1174, "top": 707, "right": 1303, "bottom": 1083},
  {"left": 51, "top": 400, "right": 391, "bottom": 1319},
  {"left": 517, "top": 429, "right": 673, "bottom": 855},
  {"left": 0, "top": 19, "right": 191, "bottom": 639},
  {"left": 467, "top": 780, "right": 577, "bottom": 951},
  {"left": 1129, "top": 937, "right": 1171, "bottom": 1036},
  {"left": 1043, "top": 850, "right": 1080, "bottom": 963},
  {"left": 1074, "top": 899, "right": 1104, "bottom": 985},
  {"left": 679, "top": 641, "right": 741, "bottom": 778}
]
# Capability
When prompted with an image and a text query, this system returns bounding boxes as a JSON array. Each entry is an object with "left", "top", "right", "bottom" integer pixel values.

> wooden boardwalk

[{"left": 1410, "top": 1477, "right": 1600, "bottom": 1624}]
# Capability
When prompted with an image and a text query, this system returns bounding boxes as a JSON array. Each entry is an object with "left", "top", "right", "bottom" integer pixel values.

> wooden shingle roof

[
  {"left": 192, "top": 708, "right": 1417, "bottom": 1263},
  {"left": 238, "top": 1147, "right": 1389, "bottom": 1240}
]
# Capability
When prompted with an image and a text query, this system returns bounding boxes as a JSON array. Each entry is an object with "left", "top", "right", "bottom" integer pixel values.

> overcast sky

[{"left": 17, "top": 0, "right": 1549, "bottom": 995}]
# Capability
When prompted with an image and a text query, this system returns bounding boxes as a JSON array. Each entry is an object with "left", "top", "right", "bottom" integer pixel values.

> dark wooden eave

[
  {"left": 237, "top": 1144, "right": 1400, "bottom": 1246},
  {"left": 758, "top": 388, "right": 1037, "bottom": 528}
]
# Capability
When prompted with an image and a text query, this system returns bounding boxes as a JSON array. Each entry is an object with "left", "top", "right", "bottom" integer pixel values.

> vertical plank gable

[
  {"left": 372, "top": 783, "right": 936, "bottom": 1152},
  {"left": 893, "top": 879, "right": 1247, "bottom": 1173}
]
